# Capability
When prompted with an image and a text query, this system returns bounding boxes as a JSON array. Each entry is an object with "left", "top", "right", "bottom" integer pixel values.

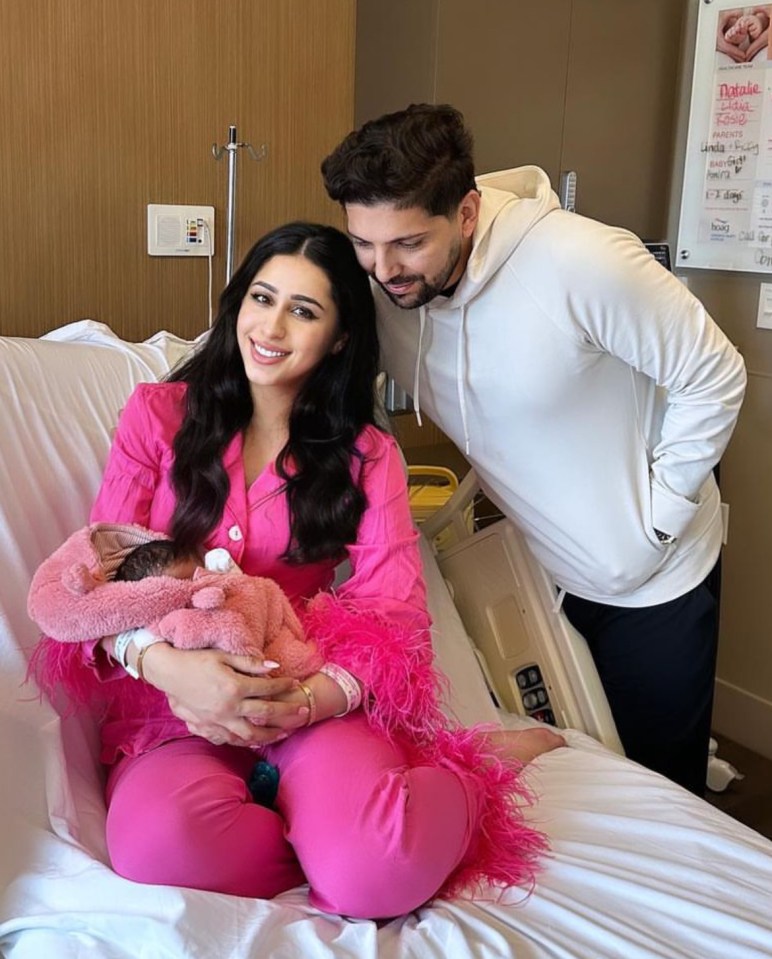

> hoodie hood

[{"left": 450, "top": 166, "right": 561, "bottom": 307}]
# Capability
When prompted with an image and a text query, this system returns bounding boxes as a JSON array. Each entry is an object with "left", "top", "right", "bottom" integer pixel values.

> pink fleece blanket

[{"left": 27, "top": 523, "right": 321, "bottom": 678}]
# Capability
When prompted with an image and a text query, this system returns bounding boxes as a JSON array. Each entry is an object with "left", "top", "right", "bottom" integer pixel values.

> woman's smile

[{"left": 251, "top": 340, "right": 291, "bottom": 362}]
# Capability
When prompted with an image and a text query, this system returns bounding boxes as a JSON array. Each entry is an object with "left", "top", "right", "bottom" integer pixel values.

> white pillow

[{"left": 0, "top": 329, "right": 187, "bottom": 876}]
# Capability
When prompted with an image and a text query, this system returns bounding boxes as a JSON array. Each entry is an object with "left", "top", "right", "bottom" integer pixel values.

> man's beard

[{"left": 375, "top": 238, "right": 462, "bottom": 310}]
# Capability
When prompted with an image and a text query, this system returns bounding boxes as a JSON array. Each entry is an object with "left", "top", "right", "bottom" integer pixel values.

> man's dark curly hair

[{"left": 321, "top": 103, "right": 477, "bottom": 216}]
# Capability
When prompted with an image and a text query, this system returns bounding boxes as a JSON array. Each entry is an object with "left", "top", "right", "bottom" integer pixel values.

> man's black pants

[{"left": 562, "top": 565, "right": 720, "bottom": 796}]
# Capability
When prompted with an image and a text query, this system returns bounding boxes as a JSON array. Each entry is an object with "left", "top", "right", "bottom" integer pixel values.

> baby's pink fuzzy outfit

[{"left": 27, "top": 522, "right": 321, "bottom": 678}]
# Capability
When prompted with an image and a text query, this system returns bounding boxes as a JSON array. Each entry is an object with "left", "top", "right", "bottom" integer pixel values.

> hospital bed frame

[{"left": 422, "top": 469, "right": 624, "bottom": 754}]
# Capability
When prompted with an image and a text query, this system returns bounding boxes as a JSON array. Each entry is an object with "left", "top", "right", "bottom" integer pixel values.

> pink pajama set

[{"left": 52, "top": 382, "right": 543, "bottom": 918}]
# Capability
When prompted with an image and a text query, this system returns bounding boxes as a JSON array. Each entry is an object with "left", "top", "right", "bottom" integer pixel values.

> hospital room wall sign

[{"left": 677, "top": 1, "right": 772, "bottom": 271}]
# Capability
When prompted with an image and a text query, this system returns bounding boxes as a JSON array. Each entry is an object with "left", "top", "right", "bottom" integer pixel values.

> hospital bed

[{"left": 1, "top": 322, "right": 771, "bottom": 959}]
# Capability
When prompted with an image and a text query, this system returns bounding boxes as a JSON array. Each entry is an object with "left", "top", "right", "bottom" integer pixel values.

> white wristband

[
  {"left": 132, "top": 627, "right": 163, "bottom": 651},
  {"left": 113, "top": 630, "right": 137, "bottom": 670},
  {"left": 320, "top": 663, "right": 363, "bottom": 716},
  {"left": 113, "top": 628, "right": 162, "bottom": 680}
]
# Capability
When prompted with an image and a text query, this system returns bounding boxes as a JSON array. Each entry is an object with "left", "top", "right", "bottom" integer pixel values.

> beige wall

[
  {"left": 671, "top": 275, "right": 772, "bottom": 760},
  {"left": 357, "top": 0, "right": 772, "bottom": 758},
  {"left": 356, "top": 0, "right": 686, "bottom": 239},
  {"left": 0, "top": 0, "right": 354, "bottom": 341}
]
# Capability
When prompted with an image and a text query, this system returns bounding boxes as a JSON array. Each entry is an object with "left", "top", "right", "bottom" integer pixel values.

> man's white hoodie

[{"left": 375, "top": 167, "right": 747, "bottom": 607}]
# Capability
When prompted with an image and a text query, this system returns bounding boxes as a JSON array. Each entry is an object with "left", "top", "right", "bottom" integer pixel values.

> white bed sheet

[{"left": 1, "top": 324, "right": 771, "bottom": 958}]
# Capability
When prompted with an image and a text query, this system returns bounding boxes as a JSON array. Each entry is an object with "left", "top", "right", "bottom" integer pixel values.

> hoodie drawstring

[
  {"left": 456, "top": 305, "right": 471, "bottom": 455},
  {"left": 411, "top": 304, "right": 472, "bottom": 454},
  {"left": 412, "top": 307, "right": 426, "bottom": 427}
]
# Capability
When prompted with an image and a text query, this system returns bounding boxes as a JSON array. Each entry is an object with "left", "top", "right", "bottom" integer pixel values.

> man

[{"left": 321, "top": 103, "right": 747, "bottom": 795}]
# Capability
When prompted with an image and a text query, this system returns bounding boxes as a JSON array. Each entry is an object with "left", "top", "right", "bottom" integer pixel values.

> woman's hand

[{"left": 140, "top": 643, "right": 311, "bottom": 747}]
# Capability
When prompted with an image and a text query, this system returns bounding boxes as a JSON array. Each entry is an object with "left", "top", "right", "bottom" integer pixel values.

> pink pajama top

[{"left": 85, "top": 381, "right": 429, "bottom": 763}]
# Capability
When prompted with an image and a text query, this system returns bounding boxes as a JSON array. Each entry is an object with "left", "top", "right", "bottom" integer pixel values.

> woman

[{"left": 40, "top": 222, "right": 562, "bottom": 918}]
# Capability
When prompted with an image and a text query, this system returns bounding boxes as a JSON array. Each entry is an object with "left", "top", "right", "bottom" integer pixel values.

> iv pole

[{"left": 212, "top": 125, "right": 268, "bottom": 283}]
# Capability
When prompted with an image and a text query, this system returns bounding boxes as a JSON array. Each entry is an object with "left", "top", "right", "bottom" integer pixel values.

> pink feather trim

[
  {"left": 302, "top": 593, "right": 548, "bottom": 896},
  {"left": 302, "top": 592, "right": 447, "bottom": 744},
  {"left": 430, "top": 727, "right": 548, "bottom": 899},
  {"left": 27, "top": 634, "right": 175, "bottom": 741},
  {"left": 27, "top": 636, "right": 109, "bottom": 714}
]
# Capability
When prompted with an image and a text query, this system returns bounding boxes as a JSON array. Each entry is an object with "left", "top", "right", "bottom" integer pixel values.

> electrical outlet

[{"left": 147, "top": 204, "right": 214, "bottom": 257}]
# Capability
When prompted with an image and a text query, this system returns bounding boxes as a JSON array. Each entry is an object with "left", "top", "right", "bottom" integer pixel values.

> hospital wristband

[
  {"left": 112, "top": 629, "right": 137, "bottom": 672},
  {"left": 320, "top": 663, "right": 363, "bottom": 716},
  {"left": 114, "top": 628, "right": 163, "bottom": 680}
]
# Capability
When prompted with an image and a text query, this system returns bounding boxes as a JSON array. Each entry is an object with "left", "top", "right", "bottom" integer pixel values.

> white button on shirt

[{"left": 228, "top": 525, "right": 243, "bottom": 542}]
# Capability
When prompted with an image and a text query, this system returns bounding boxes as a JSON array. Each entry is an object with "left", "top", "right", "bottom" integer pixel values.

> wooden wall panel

[
  {"left": 662, "top": 1, "right": 772, "bottom": 742},
  {"left": 676, "top": 269, "right": 772, "bottom": 707},
  {"left": 0, "top": 0, "right": 355, "bottom": 341}
]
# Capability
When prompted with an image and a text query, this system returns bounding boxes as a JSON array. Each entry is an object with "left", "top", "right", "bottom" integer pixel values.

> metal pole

[
  {"left": 225, "top": 125, "right": 238, "bottom": 283},
  {"left": 213, "top": 126, "right": 267, "bottom": 285}
]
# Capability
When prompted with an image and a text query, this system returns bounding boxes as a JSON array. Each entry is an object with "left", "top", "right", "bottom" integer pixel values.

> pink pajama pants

[{"left": 105, "top": 713, "right": 477, "bottom": 918}]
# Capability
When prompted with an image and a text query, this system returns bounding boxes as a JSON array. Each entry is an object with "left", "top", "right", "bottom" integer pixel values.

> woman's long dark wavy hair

[{"left": 166, "top": 221, "right": 380, "bottom": 564}]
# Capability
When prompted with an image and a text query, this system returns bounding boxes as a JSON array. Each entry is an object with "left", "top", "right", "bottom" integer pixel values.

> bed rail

[{"left": 423, "top": 471, "right": 623, "bottom": 753}]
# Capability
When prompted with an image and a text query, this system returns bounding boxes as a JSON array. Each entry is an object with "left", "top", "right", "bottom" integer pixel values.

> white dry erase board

[{"left": 677, "top": 1, "right": 772, "bottom": 272}]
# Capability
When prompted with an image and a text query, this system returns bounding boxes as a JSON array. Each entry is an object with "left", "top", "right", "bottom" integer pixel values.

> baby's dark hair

[{"left": 114, "top": 539, "right": 192, "bottom": 582}]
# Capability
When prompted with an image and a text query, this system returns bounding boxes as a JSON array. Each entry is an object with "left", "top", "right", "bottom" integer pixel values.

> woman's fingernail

[
  {"left": 298, "top": 707, "right": 310, "bottom": 718},
  {"left": 263, "top": 660, "right": 281, "bottom": 669}
]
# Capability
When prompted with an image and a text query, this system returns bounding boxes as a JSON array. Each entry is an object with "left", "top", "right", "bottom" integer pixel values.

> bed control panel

[{"left": 515, "top": 664, "right": 555, "bottom": 725}]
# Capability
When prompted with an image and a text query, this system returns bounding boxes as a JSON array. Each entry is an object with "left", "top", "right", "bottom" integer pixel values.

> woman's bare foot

[{"left": 487, "top": 725, "right": 566, "bottom": 764}]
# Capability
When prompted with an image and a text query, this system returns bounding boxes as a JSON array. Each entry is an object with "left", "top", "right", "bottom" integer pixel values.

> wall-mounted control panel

[
  {"left": 559, "top": 170, "right": 577, "bottom": 212},
  {"left": 147, "top": 204, "right": 214, "bottom": 257},
  {"left": 756, "top": 283, "right": 772, "bottom": 330}
]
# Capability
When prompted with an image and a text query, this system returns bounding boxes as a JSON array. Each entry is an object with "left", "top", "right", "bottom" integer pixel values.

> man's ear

[{"left": 458, "top": 189, "right": 481, "bottom": 239}]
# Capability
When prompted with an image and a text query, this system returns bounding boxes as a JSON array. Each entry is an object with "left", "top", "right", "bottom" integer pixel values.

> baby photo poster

[{"left": 678, "top": 4, "right": 772, "bottom": 271}]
